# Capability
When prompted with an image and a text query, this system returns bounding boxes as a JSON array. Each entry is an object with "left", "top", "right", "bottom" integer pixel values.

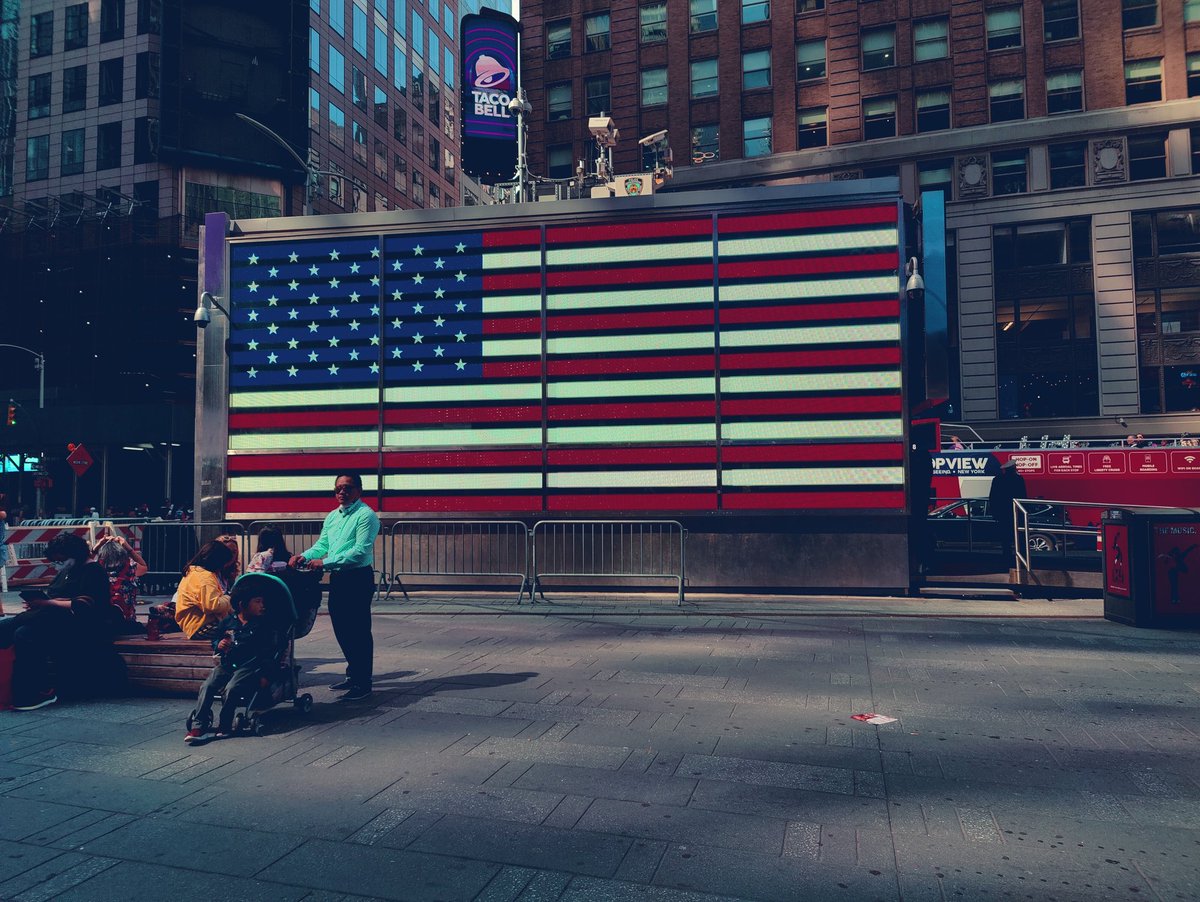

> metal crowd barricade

[
  {"left": 245, "top": 519, "right": 329, "bottom": 566},
  {"left": 530, "top": 520, "right": 688, "bottom": 605},
  {"left": 384, "top": 520, "right": 531, "bottom": 601},
  {"left": 139, "top": 521, "right": 246, "bottom": 595}
]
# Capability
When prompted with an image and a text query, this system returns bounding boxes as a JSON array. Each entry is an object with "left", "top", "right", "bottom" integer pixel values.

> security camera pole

[{"left": 508, "top": 89, "right": 533, "bottom": 203}]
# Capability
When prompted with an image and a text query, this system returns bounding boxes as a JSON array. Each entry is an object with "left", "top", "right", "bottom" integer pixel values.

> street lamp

[{"left": 235, "top": 113, "right": 344, "bottom": 217}]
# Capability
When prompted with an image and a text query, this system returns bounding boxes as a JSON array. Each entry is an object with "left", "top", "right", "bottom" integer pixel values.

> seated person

[
  {"left": 184, "top": 584, "right": 279, "bottom": 743},
  {"left": 173, "top": 540, "right": 235, "bottom": 640},
  {"left": 93, "top": 532, "right": 149, "bottom": 628},
  {"left": 247, "top": 527, "right": 291, "bottom": 574},
  {"left": 0, "top": 532, "right": 119, "bottom": 711}
]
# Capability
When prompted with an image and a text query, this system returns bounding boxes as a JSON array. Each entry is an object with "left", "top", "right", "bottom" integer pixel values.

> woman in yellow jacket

[{"left": 174, "top": 540, "right": 236, "bottom": 639}]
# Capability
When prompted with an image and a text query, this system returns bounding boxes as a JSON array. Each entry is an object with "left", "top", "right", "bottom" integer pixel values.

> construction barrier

[{"left": 2, "top": 521, "right": 144, "bottom": 587}]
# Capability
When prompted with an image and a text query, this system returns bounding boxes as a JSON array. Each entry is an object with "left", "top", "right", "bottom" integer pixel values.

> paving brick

[
  {"left": 575, "top": 797, "right": 786, "bottom": 853},
  {"left": 51, "top": 860, "right": 310, "bottom": 901},
  {"left": 469, "top": 736, "right": 632, "bottom": 770},
  {"left": 687, "top": 779, "right": 890, "bottom": 831},
  {"left": 513, "top": 762, "right": 696, "bottom": 806},
  {"left": 675, "top": 752, "right": 854, "bottom": 795}
]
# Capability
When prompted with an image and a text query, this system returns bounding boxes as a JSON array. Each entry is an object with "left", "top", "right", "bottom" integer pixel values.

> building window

[
  {"left": 61, "top": 128, "right": 85, "bottom": 176},
  {"left": 992, "top": 149, "right": 1028, "bottom": 194},
  {"left": 329, "top": 102, "right": 345, "bottom": 148},
  {"left": 797, "top": 0, "right": 825, "bottom": 12},
  {"left": 134, "top": 116, "right": 158, "bottom": 163},
  {"left": 375, "top": 27, "right": 388, "bottom": 76},
  {"left": 96, "top": 122, "right": 122, "bottom": 170},
  {"left": 585, "top": 13, "right": 610, "bottom": 52},
  {"left": 329, "top": 46, "right": 346, "bottom": 92},
  {"left": 916, "top": 88, "right": 951, "bottom": 132},
  {"left": 585, "top": 75, "right": 610, "bottom": 115},
  {"left": 25, "top": 135, "right": 49, "bottom": 181},
  {"left": 1189, "top": 54, "right": 1200, "bottom": 97},
  {"left": 1125, "top": 59, "right": 1162, "bottom": 104},
  {"left": 411, "top": 12, "right": 422, "bottom": 56},
  {"left": 989, "top": 79, "right": 1025, "bottom": 122},
  {"left": 352, "top": 3, "right": 368, "bottom": 55},
  {"left": 797, "top": 106, "right": 827, "bottom": 148},
  {"left": 690, "top": 59, "right": 718, "bottom": 97},
  {"left": 1046, "top": 70, "right": 1083, "bottom": 113},
  {"left": 138, "top": 0, "right": 162, "bottom": 34},
  {"left": 310, "top": 87, "right": 321, "bottom": 130},
  {"left": 310, "top": 28, "right": 320, "bottom": 73},
  {"left": 548, "top": 82, "right": 572, "bottom": 121},
  {"left": 65, "top": 3, "right": 89, "bottom": 50},
  {"left": 27, "top": 75, "right": 51, "bottom": 120},
  {"left": 1044, "top": 0, "right": 1079, "bottom": 41},
  {"left": 1128, "top": 132, "right": 1167, "bottom": 180},
  {"left": 393, "top": 106, "right": 407, "bottom": 143},
  {"left": 641, "top": 2, "right": 667, "bottom": 43},
  {"left": 742, "top": 0, "right": 769, "bottom": 25},
  {"left": 352, "top": 121, "right": 367, "bottom": 163},
  {"left": 1049, "top": 141, "right": 1087, "bottom": 188},
  {"left": 30, "top": 12, "right": 53, "bottom": 57},
  {"left": 743, "top": 116, "right": 772, "bottom": 157},
  {"left": 641, "top": 68, "right": 667, "bottom": 106},
  {"left": 796, "top": 39, "right": 826, "bottom": 81},
  {"left": 548, "top": 143, "right": 573, "bottom": 179},
  {"left": 862, "top": 27, "right": 895, "bottom": 71},
  {"left": 100, "top": 0, "right": 124, "bottom": 42},
  {"left": 862, "top": 96, "right": 896, "bottom": 140},
  {"left": 1122, "top": 0, "right": 1158, "bottom": 29},
  {"left": 372, "top": 86, "right": 387, "bottom": 128},
  {"left": 986, "top": 7, "right": 1022, "bottom": 50},
  {"left": 352, "top": 66, "right": 367, "bottom": 111},
  {"left": 330, "top": 0, "right": 344, "bottom": 35},
  {"left": 136, "top": 51, "right": 160, "bottom": 99},
  {"left": 690, "top": 0, "right": 717, "bottom": 34},
  {"left": 918, "top": 159, "right": 953, "bottom": 195},
  {"left": 913, "top": 18, "right": 948, "bottom": 61},
  {"left": 547, "top": 19, "right": 571, "bottom": 58},
  {"left": 742, "top": 50, "right": 771, "bottom": 90},
  {"left": 63, "top": 65, "right": 87, "bottom": 113},
  {"left": 691, "top": 124, "right": 719, "bottom": 163},
  {"left": 99, "top": 58, "right": 124, "bottom": 106}
]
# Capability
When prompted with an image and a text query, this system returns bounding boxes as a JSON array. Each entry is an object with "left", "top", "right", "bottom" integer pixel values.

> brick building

[{"left": 520, "top": 0, "right": 1200, "bottom": 437}]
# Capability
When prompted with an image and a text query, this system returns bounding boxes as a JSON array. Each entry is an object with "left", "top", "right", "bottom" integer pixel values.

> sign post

[{"left": 67, "top": 443, "right": 93, "bottom": 517}]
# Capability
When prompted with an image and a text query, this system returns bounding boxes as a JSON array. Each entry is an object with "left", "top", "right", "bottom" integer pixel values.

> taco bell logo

[{"left": 471, "top": 54, "right": 514, "bottom": 118}]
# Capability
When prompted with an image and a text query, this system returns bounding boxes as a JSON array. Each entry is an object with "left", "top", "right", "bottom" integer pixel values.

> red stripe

[
  {"left": 383, "top": 450, "right": 541, "bottom": 469},
  {"left": 548, "top": 353, "right": 716, "bottom": 376},
  {"left": 484, "top": 228, "right": 541, "bottom": 249},
  {"left": 384, "top": 404, "right": 541, "bottom": 425},
  {"left": 380, "top": 494, "right": 544, "bottom": 512},
  {"left": 548, "top": 446, "right": 717, "bottom": 466},
  {"left": 226, "top": 496, "right": 357, "bottom": 515},
  {"left": 723, "top": 443, "right": 904, "bottom": 464},
  {"left": 547, "top": 492, "right": 718, "bottom": 511},
  {"left": 721, "top": 347, "right": 901, "bottom": 371},
  {"left": 722, "top": 395, "right": 902, "bottom": 417},
  {"left": 484, "top": 272, "right": 542, "bottom": 291},
  {"left": 484, "top": 359, "right": 542, "bottom": 377},
  {"left": 719, "top": 252, "right": 897, "bottom": 281},
  {"left": 548, "top": 262, "right": 713, "bottom": 288},
  {"left": 548, "top": 307, "right": 715, "bottom": 333},
  {"left": 718, "top": 205, "right": 897, "bottom": 235},
  {"left": 721, "top": 300, "right": 899, "bottom": 325},
  {"left": 229, "top": 409, "right": 377, "bottom": 430},
  {"left": 228, "top": 452, "right": 378, "bottom": 472},
  {"left": 548, "top": 400, "right": 716, "bottom": 422},
  {"left": 546, "top": 218, "right": 712, "bottom": 245},
  {"left": 483, "top": 316, "right": 542, "bottom": 335},
  {"left": 722, "top": 490, "right": 906, "bottom": 510}
]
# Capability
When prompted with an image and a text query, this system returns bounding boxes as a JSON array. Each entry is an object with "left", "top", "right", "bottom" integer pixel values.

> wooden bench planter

[{"left": 114, "top": 636, "right": 214, "bottom": 697}]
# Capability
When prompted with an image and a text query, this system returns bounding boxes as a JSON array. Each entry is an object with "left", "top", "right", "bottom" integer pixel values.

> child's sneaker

[
  {"left": 13, "top": 690, "right": 57, "bottom": 711},
  {"left": 184, "top": 725, "right": 214, "bottom": 744}
]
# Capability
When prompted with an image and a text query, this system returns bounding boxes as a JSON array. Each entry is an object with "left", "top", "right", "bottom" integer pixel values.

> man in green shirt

[{"left": 290, "top": 474, "right": 380, "bottom": 700}]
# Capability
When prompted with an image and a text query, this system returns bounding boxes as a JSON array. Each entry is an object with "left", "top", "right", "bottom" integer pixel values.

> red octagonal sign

[{"left": 67, "top": 443, "right": 93, "bottom": 477}]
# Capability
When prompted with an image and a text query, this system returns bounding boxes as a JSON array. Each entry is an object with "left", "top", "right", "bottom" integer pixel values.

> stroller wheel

[
  {"left": 232, "top": 713, "right": 246, "bottom": 733},
  {"left": 294, "top": 693, "right": 314, "bottom": 714},
  {"left": 252, "top": 720, "right": 268, "bottom": 737}
]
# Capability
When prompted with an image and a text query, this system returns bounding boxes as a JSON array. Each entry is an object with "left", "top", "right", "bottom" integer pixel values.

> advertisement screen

[
  {"left": 1153, "top": 522, "right": 1200, "bottom": 614},
  {"left": 460, "top": 11, "right": 520, "bottom": 182}
]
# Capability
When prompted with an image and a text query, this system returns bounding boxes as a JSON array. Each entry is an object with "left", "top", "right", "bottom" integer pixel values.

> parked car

[{"left": 928, "top": 499, "right": 1078, "bottom": 552}]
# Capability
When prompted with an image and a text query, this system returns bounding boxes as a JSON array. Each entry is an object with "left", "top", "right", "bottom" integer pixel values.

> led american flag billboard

[{"left": 223, "top": 199, "right": 905, "bottom": 517}]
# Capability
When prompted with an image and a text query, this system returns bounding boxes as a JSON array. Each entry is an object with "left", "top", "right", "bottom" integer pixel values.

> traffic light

[{"left": 5, "top": 402, "right": 14, "bottom": 426}]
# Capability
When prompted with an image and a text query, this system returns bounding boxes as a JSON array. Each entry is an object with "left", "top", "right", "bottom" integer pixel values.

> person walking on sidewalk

[{"left": 290, "top": 474, "right": 379, "bottom": 701}]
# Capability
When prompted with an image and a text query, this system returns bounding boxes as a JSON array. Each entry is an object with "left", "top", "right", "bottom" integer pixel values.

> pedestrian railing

[
  {"left": 382, "top": 520, "right": 531, "bottom": 601},
  {"left": 139, "top": 521, "right": 246, "bottom": 595},
  {"left": 245, "top": 519, "right": 328, "bottom": 567}
]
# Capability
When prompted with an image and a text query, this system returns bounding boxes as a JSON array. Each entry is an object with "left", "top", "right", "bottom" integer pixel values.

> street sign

[
  {"left": 66, "top": 443, "right": 93, "bottom": 477},
  {"left": 33, "top": 476, "right": 52, "bottom": 489}
]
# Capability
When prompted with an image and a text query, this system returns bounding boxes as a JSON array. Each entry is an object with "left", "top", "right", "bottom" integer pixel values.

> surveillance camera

[
  {"left": 193, "top": 305, "right": 212, "bottom": 329},
  {"left": 639, "top": 129, "right": 668, "bottom": 146}
]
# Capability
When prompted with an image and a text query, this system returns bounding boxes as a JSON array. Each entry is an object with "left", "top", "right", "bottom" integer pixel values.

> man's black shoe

[
  {"left": 339, "top": 686, "right": 372, "bottom": 702},
  {"left": 329, "top": 678, "right": 354, "bottom": 691}
]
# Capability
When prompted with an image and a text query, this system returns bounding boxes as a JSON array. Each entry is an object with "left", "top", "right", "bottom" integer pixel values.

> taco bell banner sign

[{"left": 461, "top": 10, "right": 521, "bottom": 183}]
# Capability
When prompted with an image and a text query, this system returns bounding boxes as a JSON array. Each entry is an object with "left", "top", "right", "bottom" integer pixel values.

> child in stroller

[{"left": 184, "top": 571, "right": 315, "bottom": 742}]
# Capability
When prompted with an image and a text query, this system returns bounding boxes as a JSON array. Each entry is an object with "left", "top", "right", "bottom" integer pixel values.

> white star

[
  {"left": 434, "top": 257, "right": 445, "bottom": 269},
  {"left": 268, "top": 266, "right": 279, "bottom": 277},
  {"left": 412, "top": 273, "right": 424, "bottom": 285},
  {"left": 392, "top": 260, "right": 403, "bottom": 271},
  {"left": 391, "top": 289, "right": 403, "bottom": 300},
  {"left": 455, "top": 242, "right": 466, "bottom": 253},
  {"left": 248, "top": 281, "right": 259, "bottom": 293},
  {"left": 455, "top": 301, "right": 467, "bottom": 312},
  {"left": 267, "top": 295, "right": 279, "bottom": 306},
  {"left": 329, "top": 306, "right": 340, "bottom": 318},
  {"left": 371, "top": 246, "right": 380, "bottom": 258},
  {"left": 287, "top": 338, "right": 299, "bottom": 349},
  {"left": 413, "top": 303, "right": 424, "bottom": 314},
  {"left": 348, "top": 320, "right": 361, "bottom": 331},
  {"left": 391, "top": 347, "right": 403, "bottom": 358},
  {"left": 247, "top": 310, "right": 259, "bottom": 321},
  {"left": 288, "top": 252, "right": 299, "bottom": 262},
  {"left": 288, "top": 309, "right": 299, "bottom": 319},
  {"left": 455, "top": 271, "right": 466, "bottom": 282},
  {"left": 287, "top": 366, "right": 299, "bottom": 377},
  {"left": 247, "top": 367, "right": 258, "bottom": 378},
  {"left": 413, "top": 244, "right": 424, "bottom": 255},
  {"left": 308, "top": 293, "right": 320, "bottom": 304},
  {"left": 349, "top": 291, "right": 361, "bottom": 302},
  {"left": 434, "top": 287, "right": 445, "bottom": 299},
  {"left": 434, "top": 346, "right": 445, "bottom": 357},
  {"left": 328, "top": 336, "right": 340, "bottom": 347},
  {"left": 434, "top": 316, "right": 445, "bottom": 328},
  {"left": 309, "top": 264, "right": 319, "bottom": 276},
  {"left": 370, "top": 305, "right": 380, "bottom": 315},
  {"left": 267, "top": 352, "right": 278, "bottom": 364},
  {"left": 369, "top": 362, "right": 380, "bottom": 374},
  {"left": 370, "top": 276, "right": 380, "bottom": 286},
  {"left": 413, "top": 332, "right": 424, "bottom": 343},
  {"left": 329, "top": 249, "right": 340, "bottom": 260},
  {"left": 454, "top": 330, "right": 466, "bottom": 342},
  {"left": 455, "top": 359, "right": 466, "bottom": 370},
  {"left": 349, "top": 349, "right": 360, "bottom": 360},
  {"left": 308, "top": 322, "right": 320, "bottom": 333},
  {"left": 391, "top": 318, "right": 403, "bottom": 329},
  {"left": 247, "top": 339, "right": 259, "bottom": 351},
  {"left": 288, "top": 280, "right": 299, "bottom": 291},
  {"left": 370, "top": 334, "right": 380, "bottom": 345},
  {"left": 328, "top": 363, "right": 340, "bottom": 375},
  {"left": 248, "top": 254, "right": 259, "bottom": 265},
  {"left": 308, "top": 351, "right": 319, "bottom": 362},
  {"left": 349, "top": 262, "right": 361, "bottom": 274},
  {"left": 412, "top": 361, "right": 424, "bottom": 372},
  {"left": 329, "top": 277, "right": 341, "bottom": 289},
  {"left": 267, "top": 323, "right": 279, "bottom": 335}
]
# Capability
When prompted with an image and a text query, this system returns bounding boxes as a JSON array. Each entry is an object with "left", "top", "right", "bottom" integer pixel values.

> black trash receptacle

[{"left": 1102, "top": 507, "right": 1200, "bottom": 627}]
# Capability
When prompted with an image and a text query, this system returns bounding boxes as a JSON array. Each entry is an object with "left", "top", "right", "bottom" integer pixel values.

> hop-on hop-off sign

[{"left": 66, "top": 443, "right": 93, "bottom": 477}]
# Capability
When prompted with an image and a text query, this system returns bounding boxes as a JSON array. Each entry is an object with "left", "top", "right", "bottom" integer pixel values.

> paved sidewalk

[{"left": 1, "top": 593, "right": 1198, "bottom": 901}]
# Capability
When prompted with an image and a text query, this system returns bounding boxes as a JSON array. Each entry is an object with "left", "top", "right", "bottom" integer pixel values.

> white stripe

[
  {"left": 547, "top": 239, "right": 713, "bottom": 267},
  {"left": 720, "top": 275, "right": 897, "bottom": 302},
  {"left": 383, "top": 472, "right": 542, "bottom": 491},
  {"left": 722, "top": 466, "right": 904, "bottom": 487},
  {"left": 721, "top": 372, "right": 901, "bottom": 394},
  {"left": 548, "top": 469, "right": 716, "bottom": 489},
  {"left": 720, "top": 323, "right": 900, "bottom": 348},
  {"left": 229, "top": 430, "right": 379, "bottom": 451},
  {"left": 721, "top": 419, "right": 903, "bottom": 441},
  {"left": 548, "top": 332, "right": 714, "bottom": 355},
  {"left": 384, "top": 427, "right": 542, "bottom": 446},
  {"left": 548, "top": 286, "right": 713, "bottom": 310},
  {"left": 230, "top": 387, "right": 377, "bottom": 410},
  {"left": 483, "top": 294, "right": 541, "bottom": 314},
  {"left": 229, "top": 474, "right": 381, "bottom": 493},
  {"left": 483, "top": 249, "right": 540, "bottom": 270},
  {"left": 548, "top": 376, "right": 715, "bottom": 399},
  {"left": 719, "top": 228, "right": 898, "bottom": 258},
  {"left": 384, "top": 382, "right": 541, "bottom": 404},
  {"left": 483, "top": 337, "right": 542, "bottom": 358},
  {"left": 548, "top": 423, "right": 717, "bottom": 444}
]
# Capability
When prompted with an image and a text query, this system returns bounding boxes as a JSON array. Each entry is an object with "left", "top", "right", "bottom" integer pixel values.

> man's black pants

[{"left": 328, "top": 566, "right": 375, "bottom": 690}]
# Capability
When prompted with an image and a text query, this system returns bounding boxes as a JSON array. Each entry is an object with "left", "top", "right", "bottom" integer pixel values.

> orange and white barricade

[{"left": 2, "top": 521, "right": 143, "bottom": 588}]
